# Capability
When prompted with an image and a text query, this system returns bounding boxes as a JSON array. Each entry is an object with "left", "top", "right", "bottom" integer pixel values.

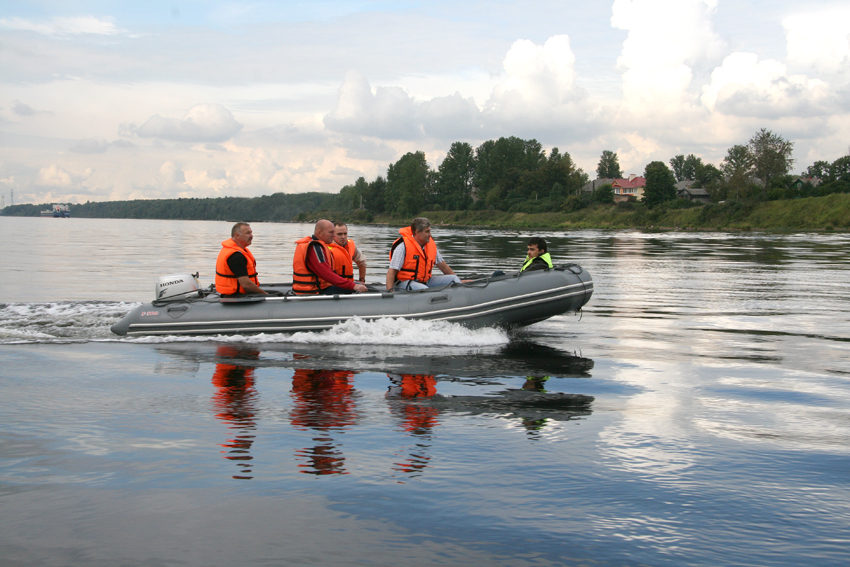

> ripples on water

[{"left": 1, "top": 217, "right": 850, "bottom": 566}]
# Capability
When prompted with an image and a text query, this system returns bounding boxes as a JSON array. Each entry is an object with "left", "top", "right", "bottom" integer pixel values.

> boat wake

[
  {"left": 286, "top": 316, "right": 510, "bottom": 347},
  {"left": 1, "top": 302, "right": 509, "bottom": 348},
  {"left": 0, "top": 301, "right": 139, "bottom": 344}
]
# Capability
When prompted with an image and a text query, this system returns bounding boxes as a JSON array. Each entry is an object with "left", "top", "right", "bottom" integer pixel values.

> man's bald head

[{"left": 314, "top": 219, "right": 335, "bottom": 244}]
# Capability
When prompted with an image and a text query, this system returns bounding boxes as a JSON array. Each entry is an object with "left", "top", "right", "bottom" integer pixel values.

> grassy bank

[{"left": 332, "top": 193, "right": 850, "bottom": 231}]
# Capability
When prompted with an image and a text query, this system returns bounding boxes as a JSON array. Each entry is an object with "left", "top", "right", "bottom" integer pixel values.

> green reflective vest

[{"left": 520, "top": 252, "right": 553, "bottom": 272}]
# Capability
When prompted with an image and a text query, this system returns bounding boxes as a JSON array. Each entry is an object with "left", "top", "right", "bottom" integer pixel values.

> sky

[{"left": 1, "top": 0, "right": 849, "bottom": 206}]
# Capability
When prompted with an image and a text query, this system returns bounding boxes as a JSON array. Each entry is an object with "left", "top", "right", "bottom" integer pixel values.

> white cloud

[
  {"left": 324, "top": 71, "right": 420, "bottom": 139},
  {"left": 0, "top": 16, "right": 124, "bottom": 36},
  {"left": 612, "top": 0, "right": 724, "bottom": 124},
  {"left": 340, "top": 136, "right": 399, "bottom": 162},
  {"left": 331, "top": 165, "right": 362, "bottom": 176},
  {"left": 492, "top": 36, "right": 578, "bottom": 105},
  {"left": 69, "top": 137, "right": 109, "bottom": 154},
  {"left": 132, "top": 104, "right": 243, "bottom": 143},
  {"left": 35, "top": 164, "right": 92, "bottom": 188},
  {"left": 702, "top": 52, "right": 835, "bottom": 119},
  {"left": 159, "top": 161, "right": 186, "bottom": 188},
  {"left": 482, "top": 35, "right": 596, "bottom": 140},
  {"left": 418, "top": 92, "right": 482, "bottom": 140},
  {"left": 12, "top": 100, "right": 35, "bottom": 116},
  {"left": 784, "top": 9, "right": 850, "bottom": 76}
]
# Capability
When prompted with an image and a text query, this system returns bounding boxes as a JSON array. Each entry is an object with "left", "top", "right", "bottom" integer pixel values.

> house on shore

[
  {"left": 612, "top": 175, "right": 646, "bottom": 202},
  {"left": 788, "top": 177, "right": 822, "bottom": 191},
  {"left": 582, "top": 175, "right": 646, "bottom": 202},
  {"left": 675, "top": 181, "right": 711, "bottom": 204}
]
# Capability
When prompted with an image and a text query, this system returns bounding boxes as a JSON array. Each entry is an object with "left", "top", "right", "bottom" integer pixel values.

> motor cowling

[{"left": 155, "top": 273, "right": 200, "bottom": 300}]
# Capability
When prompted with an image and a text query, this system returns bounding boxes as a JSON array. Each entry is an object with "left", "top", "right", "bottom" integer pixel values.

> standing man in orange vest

[
  {"left": 386, "top": 217, "right": 462, "bottom": 291},
  {"left": 293, "top": 219, "right": 368, "bottom": 295},
  {"left": 329, "top": 222, "right": 367, "bottom": 284},
  {"left": 215, "top": 222, "right": 269, "bottom": 296}
]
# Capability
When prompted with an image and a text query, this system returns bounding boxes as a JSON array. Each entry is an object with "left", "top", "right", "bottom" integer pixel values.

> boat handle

[{"left": 428, "top": 294, "right": 449, "bottom": 304}]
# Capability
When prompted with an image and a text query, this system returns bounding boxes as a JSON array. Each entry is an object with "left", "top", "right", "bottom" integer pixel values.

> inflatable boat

[{"left": 110, "top": 265, "right": 593, "bottom": 337}]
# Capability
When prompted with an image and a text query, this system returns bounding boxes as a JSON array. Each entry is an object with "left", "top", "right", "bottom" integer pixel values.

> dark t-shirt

[{"left": 226, "top": 251, "right": 249, "bottom": 278}]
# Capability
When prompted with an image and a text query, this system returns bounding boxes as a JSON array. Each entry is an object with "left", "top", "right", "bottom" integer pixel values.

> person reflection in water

[
  {"left": 386, "top": 373, "right": 440, "bottom": 478},
  {"left": 521, "top": 376, "right": 550, "bottom": 436},
  {"left": 290, "top": 368, "right": 358, "bottom": 475},
  {"left": 211, "top": 345, "right": 261, "bottom": 480}
]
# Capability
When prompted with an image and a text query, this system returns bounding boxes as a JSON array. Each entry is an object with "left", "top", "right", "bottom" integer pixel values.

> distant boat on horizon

[{"left": 40, "top": 204, "right": 71, "bottom": 218}]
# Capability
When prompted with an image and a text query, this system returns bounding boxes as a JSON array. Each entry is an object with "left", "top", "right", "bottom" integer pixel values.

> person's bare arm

[
  {"left": 386, "top": 269, "right": 399, "bottom": 291},
  {"left": 435, "top": 261, "right": 454, "bottom": 275},
  {"left": 356, "top": 259, "right": 367, "bottom": 282},
  {"left": 237, "top": 276, "right": 267, "bottom": 294}
]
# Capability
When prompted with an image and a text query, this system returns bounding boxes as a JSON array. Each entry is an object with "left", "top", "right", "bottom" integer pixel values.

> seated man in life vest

[
  {"left": 520, "top": 237, "right": 554, "bottom": 273},
  {"left": 386, "top": 217, "right": 463, "bottom": 291},
  {"left": 328, "top": 222, "right": 367, "bottom": 284},
  {"left": 293, "top": 219, "right": 368, "bottom": 295},
  {"left": 215, "top": 222, "right": 270, "bottom": 296}
]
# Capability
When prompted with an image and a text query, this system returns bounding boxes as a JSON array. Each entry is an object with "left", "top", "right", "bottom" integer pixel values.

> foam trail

[
  {"left": 286, "top": 316, "right": 509, "bottom": 347},
  {"left": 1, "top": 302, "right": 510, "bottom": 347},
  {"left": 0, "top": 301, "right": 139, "bottom": 344}
]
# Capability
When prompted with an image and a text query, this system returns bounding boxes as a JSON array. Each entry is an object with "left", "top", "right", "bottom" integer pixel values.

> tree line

[
  {"left": 636, "top": 129, "right": 850, "bottom": 209},
  {"left": 338, "top": 136, "right": 592, "bottom": 218},
  {"left": 3, "top": 130, "right": 848, "bottom": 220},
  {"left": 1, "top": 192, "right": 340, "bottom": 221}
]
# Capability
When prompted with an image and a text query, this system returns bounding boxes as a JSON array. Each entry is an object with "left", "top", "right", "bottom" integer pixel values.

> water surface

[{"left": 1, "top": 217, "right": 849, "bottom": 566}]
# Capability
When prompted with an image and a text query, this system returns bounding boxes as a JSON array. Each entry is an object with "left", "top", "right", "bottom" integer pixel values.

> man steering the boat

[
  {"left": 215, "top": 222, "right": 269, "bottom": 296},
  {"left": 293, "top": 219, "right": 369, "bottom": 295},
  {"left": 386, "top": 217, "right": 463, "bottom": 291}
]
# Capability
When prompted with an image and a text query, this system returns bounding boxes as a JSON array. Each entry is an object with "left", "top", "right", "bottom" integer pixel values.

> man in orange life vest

[
  {"left": 215, "top": 222, "right": 269, "bottom": 296},
  {"left": 293, "top": 219, "right": 368, "bottom": 295},
  {"left": 386, "top": 217, "right": 462, "bottom": 291},
  {"left": 328, "top": 222, "right": 367, "bottom": 284}
]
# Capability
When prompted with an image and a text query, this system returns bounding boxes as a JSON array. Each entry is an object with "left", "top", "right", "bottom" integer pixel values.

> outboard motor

[{"left": 155, "top": 273, "right": 201, "bottom": 300}]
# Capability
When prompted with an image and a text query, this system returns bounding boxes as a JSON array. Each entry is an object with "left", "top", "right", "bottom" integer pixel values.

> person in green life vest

[{"left": 520, "top": 237, "right": 553, "bottom": 273}]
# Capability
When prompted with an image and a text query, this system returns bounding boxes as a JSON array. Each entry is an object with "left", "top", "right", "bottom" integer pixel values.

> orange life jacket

[
  {"left": 215, "top": 238, "right": 259, "bottom": 295},
  {"left": 329, "top": 239, "right": 357, "bottom": 280},
  {"left": 292, "top": 236, "right": 334, "bottom": 295},
  {"left": 390, "top": 227, "right": 436, "bottom": 284}
]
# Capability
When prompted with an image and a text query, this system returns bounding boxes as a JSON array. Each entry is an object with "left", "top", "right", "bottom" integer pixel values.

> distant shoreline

[{"left": 3, "top": 193, "right": 849, "bottom": 232}]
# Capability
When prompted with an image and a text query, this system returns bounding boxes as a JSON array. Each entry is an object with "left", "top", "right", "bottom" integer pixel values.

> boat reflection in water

[
  {"left": 387, "top": 374, "right": 440, "bottom": 478},
  {"left": 290, "top": 367, "right": 358, "bottom": 475},
  {"left": 211, "top": 345, "right": 260, "bottom": 480},
  {"left": 192, "top": 341, "right": 595, "bottom": 479}
]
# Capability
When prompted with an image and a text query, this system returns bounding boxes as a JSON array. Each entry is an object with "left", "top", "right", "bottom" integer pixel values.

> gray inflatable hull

[{"left": 111, "top": 265, "right": 593, "bottom": 336}]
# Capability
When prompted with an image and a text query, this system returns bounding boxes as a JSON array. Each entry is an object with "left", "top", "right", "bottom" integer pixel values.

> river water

[{"left": 1, "top": 216, "right": 849, "bottom": 566}]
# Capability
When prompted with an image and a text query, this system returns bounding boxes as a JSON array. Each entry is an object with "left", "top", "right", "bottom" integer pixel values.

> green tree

[
  {"left": 805, "top": 160, "right": 830, "bottom": 180},
  {"left": 434, "top": 141, "right": 476, "bottom": 210},
  {"left": 747, "top": 128, "right": 794, "bottom": 198},
  {"left": 597, "top": 150, "right": 622, "bottom": 179},
  {"left": 592, "top": 183, "right": 614, "bottom": 204},
  {"left": 642, "top": 161, "right": 677, "bottom": 208},
  {"left": 364, "top": 176, "right": 387, "bottom": 213},
  {"left": 526, "top": 148, "right": 586, "bottom": 198},
  {"left": 722, "top": 144, "right": 752, "bottom": 176},
  {"left": 830, "top": 156, "right": 850, "bottom": 182},
  {"left": 474, "top": 136, "right": 546, "bottom": 209},
  {"left": 670, "top": 154, "right": 704, "bottom": 182},
  {"left": 693, "top": 162, "right": 722, "bottom": 188},
  {"left": 670, "top": 155, "right": 686, "bottom": 182},
  {"left": 683, "top": 154, "right": 703, "bottom": 181},
  {"left": 386, "top": 152, "right": 431, "bottom": 216}
]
